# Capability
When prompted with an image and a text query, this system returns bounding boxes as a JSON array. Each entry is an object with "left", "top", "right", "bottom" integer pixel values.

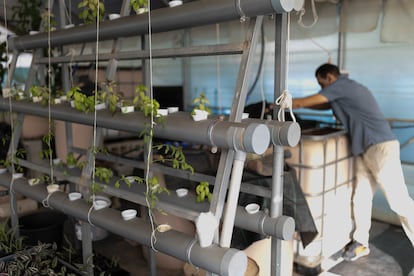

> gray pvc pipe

[
  {"left": 0, "top": 175, "right": 246, "bottom": 276},
  {"left": 234, "top": 206, "right": 295, "bottom": 240},
  {"left": 8, "top": 0, "right": 300, "bottom": 51},
  {"left": 0, "top": 99, "right": 269, "bottom": 154},
  {"left": 243, "top": 118, "right": 301, "bottom": 147}
]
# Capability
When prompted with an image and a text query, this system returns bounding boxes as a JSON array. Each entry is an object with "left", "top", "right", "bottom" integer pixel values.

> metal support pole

[
  {"left": 272, "top": 12, "right": 290, "bottom": 276},
  {"left": 220, "top": 150, "right": 247, "bottom": 247},
  {"left": 8, "top": 113, "right": 25, "bottom": 236}
]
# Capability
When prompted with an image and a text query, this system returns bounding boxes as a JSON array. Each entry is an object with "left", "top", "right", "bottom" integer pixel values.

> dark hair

[{"left": 315, "top": 63, "right": 340, "bottom": 78}]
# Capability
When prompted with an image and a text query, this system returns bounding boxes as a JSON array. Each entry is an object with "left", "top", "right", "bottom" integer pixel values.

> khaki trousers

[{"left": 353, "top": 140, "right": 414, "bottom": 247}]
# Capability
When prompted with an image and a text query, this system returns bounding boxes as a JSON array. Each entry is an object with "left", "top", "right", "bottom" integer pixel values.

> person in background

[{"left": 291, "top": 63, "right": 414, "bottom": 261}]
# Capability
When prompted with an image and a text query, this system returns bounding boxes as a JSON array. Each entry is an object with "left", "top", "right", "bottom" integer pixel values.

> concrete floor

[{"left": 90, "top": 219, "right": 414, "bottom": 276}]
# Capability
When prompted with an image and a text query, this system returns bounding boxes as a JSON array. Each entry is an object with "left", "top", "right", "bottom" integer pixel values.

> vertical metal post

[
  {"left": 58, "top": 0, "right": 70, "bottom": 92},
  {"left": 272, "top": 12, "right": 289, "bottom": 276},
  {"left": 337, "top": 0, "right": 346, "bottom": 69},
  {"left": 106, "top": 0, "right": 131, "bottom": 81},
  {"left": 9, "top": 113, "right": 24, "bottom": 236},
  {"left": 211, "top": 15, "right": 263, "bottom": 233},
  {"left": 79, "top": 129, "right": 104, "bottom": 276}
]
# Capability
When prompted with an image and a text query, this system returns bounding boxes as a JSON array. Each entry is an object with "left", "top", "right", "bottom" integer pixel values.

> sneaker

[{"left": 342, "top": 241, "right": 370, "bottom": 261}]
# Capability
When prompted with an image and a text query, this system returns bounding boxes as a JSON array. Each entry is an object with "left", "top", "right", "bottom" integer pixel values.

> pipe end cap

[
  {"left": 221, "top": 249, "right": 248, "bottom": 276},
  {"left": 243, "top": 123, "right": 270, "bottom": 154}
]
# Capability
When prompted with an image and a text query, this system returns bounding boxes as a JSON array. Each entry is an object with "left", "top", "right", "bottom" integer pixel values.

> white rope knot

[{"left": 275, "top": 90, "right": 296, "bottom": 122}]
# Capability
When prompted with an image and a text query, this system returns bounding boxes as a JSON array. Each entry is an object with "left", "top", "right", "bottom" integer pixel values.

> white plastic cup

[
  {"left": 47, "top": 184, "right": 60, "bottom": 194},
  {"left": 68, "top": 192, "right": 82, "bottom": 201},
  {"left": 121, "top": 209, "right": 137, "bottom": 221},
  {"left": 109, "top": 14, "right": 121, "bottom": 20},
  {"left": 245, "top": 203, "right": 260, "bottom": 214},
  {"left": 175, "top": 188, "right": 188, "bottom": 197}
]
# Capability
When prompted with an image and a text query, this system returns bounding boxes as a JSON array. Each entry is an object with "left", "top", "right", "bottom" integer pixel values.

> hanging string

[
  {"left": 42, "top": 192, "right": 54, "bottom": 208},
  {"left": 87, "top": 204, "right": 96, "bottom": 227},
  {"left": 87, "top": 0, "right": 102, "bottom": 225},
  {"left": 296, "top": 0, "right": 333, "bottom": 62},
  {"left": 144, "top": 0, "right": 160, "bottom": 251},
  {"left": 47, "top": 0, "right": 54, "bottom": 186},
  {"left": 297, "top": 0, "right": 319, "bottom": 29},
  {"left": 275, "top": 12, "right": 296, "bottom": 122}
]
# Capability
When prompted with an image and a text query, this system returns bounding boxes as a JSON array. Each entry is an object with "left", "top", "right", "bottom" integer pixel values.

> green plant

[
  {"left": 65, "top": 152, "right": 78, "bottom": 168},
  {"left": 40, "top": 8, "right": 56, "bottom": 32},
  {"left": 192, "top": 92, "right": 211, "bottom": 115},
  {"left": 0, "top": 220, "right": 24, "bottom": 255},
  {"left": 11, "top": 0, "right": 42, "bottom": 35},
  {"left": 130, "top": 0, "right": 148, "bottom": 14},
  {"left": 196, "top": 181, "right": 212, "bottom": 202},
  {"left": 94, "top": 166, "right": 113, "bottom": 184},
  {"left": 39, "top": 133, "right": 54, "bottom": 160},
  {"left": 4, "top": 147, "right": 26, "bottom": 173},
  {"left": 115, "top": 84, "right": 194, "bottom": 213},
  {"left": 67, "top": 86, "right": 95, "bottom": 113},
  {"left": 100, "top": 81, "right": 124, "bottom": 114},
  {"left": 29, "top": 85, "right": 50, "bottom": 106},
  {"left": 133, "top": 85, "right": 165, "bottom": 130},
  {"left": 0, "top": 243, "right": 72, "bottom": 275},
  {"left": 78, "top": 0, "right": 105, "bottom": 24}
]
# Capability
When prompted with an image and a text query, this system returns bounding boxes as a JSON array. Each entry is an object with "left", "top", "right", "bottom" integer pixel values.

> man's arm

[{"left": 292, "top": 94, "right": 330, "bottom": 110}]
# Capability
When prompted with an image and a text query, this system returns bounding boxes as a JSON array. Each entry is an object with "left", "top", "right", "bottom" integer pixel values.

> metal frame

[{"left": 1, "top": 0, "right": 303, "bottom": 275}]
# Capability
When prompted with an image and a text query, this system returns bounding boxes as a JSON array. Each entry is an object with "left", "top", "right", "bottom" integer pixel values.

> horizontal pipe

[
  {"left": 0, "top": 99, "right": 269, "bottom": 154},
  {"left": 0, "top": 174, "right": 247, "bottom": 276},
  {"left": 17, "top": 158, "right": 292, "bottom": 239},
  {"left": 9, "top": 0, "right": 296, "bottom": 51},
  {"left": 242, "top": 119, "right": 301, "bottom": 147},
  {"left": 35, "top": 43, "right": 245, "bottom": 64},
  {"left": 234, "top": 206, "right": 295, "bottom": 240}
]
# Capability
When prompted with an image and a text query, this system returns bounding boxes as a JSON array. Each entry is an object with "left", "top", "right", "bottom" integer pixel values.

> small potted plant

[
  {"left": 3, "top": 147, "right": 26, "bottom": 179},
  {"left": 100, "top": 81, "right": 123, "bottom": 114},
  {"left": 40, "top": 8, "right": 56, "bottom": 32},
  {"left": 78, "top": 0, "right": 105, "bottom": 24},
  {"left": 65, "top": 152, "right": 78, "bottom": 169},
  {"left": 67, "top": 86, "right": 95, "bottom": 113},
  {"left": 120, "top": 100, "right": 135, "bottom": 114},
  {"left": 29, "top": 85, "right": 50, "bottom": 105},
  {"left": 130, "top": 0, "right": 148, "bottom": 14},
  {"left": 191, "top": 92, "right": 211, "bottom": 121}
]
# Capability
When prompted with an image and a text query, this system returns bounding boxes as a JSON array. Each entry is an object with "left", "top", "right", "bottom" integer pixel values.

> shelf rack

[{"left": 1, "top": 0, "right": 302, "bottom": 275}]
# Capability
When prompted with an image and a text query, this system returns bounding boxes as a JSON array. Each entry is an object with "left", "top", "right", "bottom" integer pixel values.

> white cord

[
  {"left": 87, "top": 204, "right": 96, "bottom": 227},
  {"left": 47, "top": 0, "right": 54, "bottom": 184},
  {"left": 274, "top": 13, "right": 295, "bottom": 123},
  {"left": 297, "top": 0, "right": 319, "bottom": 29},
  {"left": 42, "top": 192, "right": 54, "bottom": 208},
  {"left": 145, "top": 0, "right": 158, "bottom": 251},
  {"left": 275, "top": 90, "right": 296, "bottom": 122}
]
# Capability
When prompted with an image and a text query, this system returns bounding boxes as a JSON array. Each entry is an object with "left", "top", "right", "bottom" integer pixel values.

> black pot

[{"left": 19, "top": 210, "right": 67, "bottom": 247}]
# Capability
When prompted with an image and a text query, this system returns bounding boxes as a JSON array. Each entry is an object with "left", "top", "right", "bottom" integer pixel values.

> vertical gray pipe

[{"left": 272, "top": 12, "right": 290, "bottom": 276}]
